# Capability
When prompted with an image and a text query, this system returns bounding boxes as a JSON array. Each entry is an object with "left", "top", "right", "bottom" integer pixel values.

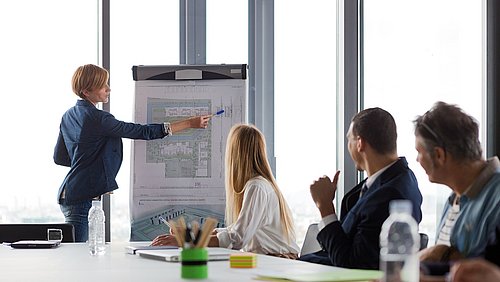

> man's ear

[
  {"left": 433, "top": 146, "right": 447, "bottom": 165},
  {"left": 357, "top": 136, "right": 365, "bottom": 152}
]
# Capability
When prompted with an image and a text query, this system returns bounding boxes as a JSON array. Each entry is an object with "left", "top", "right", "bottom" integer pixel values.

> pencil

[
  {"left": 196, "top": 217, "right": 217, "bottom": 248},
  {"left": 168, "top": 220, "right": 183, "bottom": 247},
  {"left": 178, "top": 217, "right": 187, "bottom": 246}
]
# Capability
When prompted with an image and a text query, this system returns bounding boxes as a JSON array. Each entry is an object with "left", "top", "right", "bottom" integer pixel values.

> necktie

[{"left": 359, "top": 183, "right": 368, "bottom": 198}]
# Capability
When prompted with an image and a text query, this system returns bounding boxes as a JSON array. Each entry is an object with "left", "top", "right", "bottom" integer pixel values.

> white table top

[{"left": 0, "top": 242, "right": 343, "bottom": 281}]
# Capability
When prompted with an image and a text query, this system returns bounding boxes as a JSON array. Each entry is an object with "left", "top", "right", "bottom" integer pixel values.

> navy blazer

[
  {"left": 54, "top": 100, "right": 166, "bottom": 205},
  {"left": 301, "top": 157, "right": 422, "bottom": 269}
]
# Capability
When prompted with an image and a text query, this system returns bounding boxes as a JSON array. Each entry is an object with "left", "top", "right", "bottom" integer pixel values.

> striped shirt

[{"left": 436, "top": 198, "right": 460, "bottom": 246}]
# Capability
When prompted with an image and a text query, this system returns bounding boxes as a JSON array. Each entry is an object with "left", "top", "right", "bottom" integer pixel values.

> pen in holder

[
  {"left": 181, "top": 247, "right": 208, "bottom": 279},
  {"left": 166, "top": 217, "right": 217, "bottom": 279}
]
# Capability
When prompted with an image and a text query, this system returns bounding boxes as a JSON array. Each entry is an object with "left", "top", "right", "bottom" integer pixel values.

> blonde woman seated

[{"left": 152, "top": 124, "right": 299, "bottom": 258}]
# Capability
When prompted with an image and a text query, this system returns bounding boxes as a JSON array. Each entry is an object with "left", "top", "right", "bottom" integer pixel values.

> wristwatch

[{"left": 163, "top": 122, "right": 173, "bottom": 136}]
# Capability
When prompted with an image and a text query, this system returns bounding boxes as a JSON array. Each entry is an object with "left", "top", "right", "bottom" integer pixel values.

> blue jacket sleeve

[
  {"left": 53, "top": 130, "right": 71, "bottom": 167},
  {"left": 98, "top": 110, "right": 166, "bottom": 140}
]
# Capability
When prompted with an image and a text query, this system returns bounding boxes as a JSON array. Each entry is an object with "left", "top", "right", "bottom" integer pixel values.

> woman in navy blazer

[{"left": 54, "top": 64, "right": 211, "bottom": 242}]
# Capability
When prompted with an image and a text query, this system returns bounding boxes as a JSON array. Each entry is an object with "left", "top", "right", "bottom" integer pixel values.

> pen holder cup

[{"left": 180, "top": 248, "right": 208, "bottom": 279}]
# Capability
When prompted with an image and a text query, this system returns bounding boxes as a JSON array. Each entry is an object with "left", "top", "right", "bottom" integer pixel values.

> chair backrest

[
  {"left": 0, "top": 223, "right": 75, "bottom": 243},
  {"left": 300, "top": 223, "right": 322, "bottom": 257},
  {"left": 419, "top": 232, "right": 429, "bottom": 250}
]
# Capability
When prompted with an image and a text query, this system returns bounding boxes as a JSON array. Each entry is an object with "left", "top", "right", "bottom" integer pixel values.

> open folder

[{"left": 136, "top": 247, "right": 233, "bottom": 262}]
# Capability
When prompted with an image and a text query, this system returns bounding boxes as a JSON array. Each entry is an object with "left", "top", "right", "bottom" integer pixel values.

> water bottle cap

[
  {"left": 389, "top": 200, "right": 412, "bottom": 214},
  {"left": 92, "top": 200, "right": 102, "bottom": 207}
]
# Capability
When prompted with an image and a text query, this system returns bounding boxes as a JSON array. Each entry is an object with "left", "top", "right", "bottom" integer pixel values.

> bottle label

[{"left": 380, "top": 254, "right": 419, "bottom": 282}]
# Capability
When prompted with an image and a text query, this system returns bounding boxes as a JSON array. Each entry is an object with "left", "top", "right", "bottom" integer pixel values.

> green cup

[{"left": 180, "top": 248, "right": 208, "bottom": 279}]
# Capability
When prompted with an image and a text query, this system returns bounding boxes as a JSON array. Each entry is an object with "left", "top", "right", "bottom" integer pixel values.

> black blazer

[{"left": 301, "top": 157, "right": 423, "bottom": 269}]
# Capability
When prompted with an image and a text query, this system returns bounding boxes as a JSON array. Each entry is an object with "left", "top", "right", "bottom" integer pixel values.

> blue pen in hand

[{"left": 211, "top": 109, "right": 224, "bottom": 117}]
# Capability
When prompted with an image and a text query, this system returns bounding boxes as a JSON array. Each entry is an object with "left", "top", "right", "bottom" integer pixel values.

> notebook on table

[{"left": 136, "top": 247, "right": 233, "bottom": 262}]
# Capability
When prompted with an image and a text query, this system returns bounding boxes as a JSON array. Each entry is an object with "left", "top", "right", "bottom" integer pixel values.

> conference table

[{"left": 0, "top": 242, "right": 353, "bottom": 281}]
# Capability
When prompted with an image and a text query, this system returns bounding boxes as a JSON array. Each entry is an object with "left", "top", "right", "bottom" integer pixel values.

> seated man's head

[
  {"left": 413, "top": 101, "right": 482, "bottom": 184},
  {"left": 347, "top": 107, "right": 398, "bottom": 173}
]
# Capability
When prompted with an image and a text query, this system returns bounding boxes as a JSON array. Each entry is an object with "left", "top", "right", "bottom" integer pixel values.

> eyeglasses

[{"left": 420, "top": 121, "right": 446, "bottom": 151}]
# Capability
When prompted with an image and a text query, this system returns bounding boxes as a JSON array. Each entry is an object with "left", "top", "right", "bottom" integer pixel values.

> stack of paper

[{"left": 230, "top": 252, "right": 257, "bottom": 268}]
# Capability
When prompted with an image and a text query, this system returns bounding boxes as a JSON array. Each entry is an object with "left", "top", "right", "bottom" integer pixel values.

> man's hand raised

[{"left": 310, "top": 171, "right": 341, "bottom": 218}]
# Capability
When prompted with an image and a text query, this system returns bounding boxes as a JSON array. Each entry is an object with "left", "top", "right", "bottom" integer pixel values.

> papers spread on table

[{"left": 254, "top": 269, "right": 383, "bottom": 282}]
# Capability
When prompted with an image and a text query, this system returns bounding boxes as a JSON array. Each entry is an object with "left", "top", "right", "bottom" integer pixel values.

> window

[
  {"left": 2, "top": 1, "right": 489, "bottom": 249},
  {"left": 0, "top": 1, "right": 99, "bottom": 223},
  {"left": 206, "top": 0, "right": 247, "bottom": 64},
  {"left": 275, "top": 0, "right": 337, "bottom": 244},
  {"left": 110, "top": 0, "right": 179, "bottom": 241},
  {"left": 363, "top": 0, "right": 483, "bottom": 244}
]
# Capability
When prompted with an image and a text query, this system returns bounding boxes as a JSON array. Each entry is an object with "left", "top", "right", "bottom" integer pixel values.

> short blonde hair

[
  {"left": 71, "top": 64, "right": 109, "bottom": 98},
  {"left": 224, "top": 124, "right": 295, "bottom": 241}
]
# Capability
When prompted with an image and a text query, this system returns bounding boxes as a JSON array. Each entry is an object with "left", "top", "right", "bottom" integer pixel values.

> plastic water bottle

[
  {"left": 379, "top": 200, "right": 420, "bottom": 282},
  {"left": 88, "top": 200, "right": 106, "bottom": 255}
]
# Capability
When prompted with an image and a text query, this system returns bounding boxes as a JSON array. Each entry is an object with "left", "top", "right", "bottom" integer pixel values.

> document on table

[{"left": 254, "top": 269, "right": 383, "bottom": 282}]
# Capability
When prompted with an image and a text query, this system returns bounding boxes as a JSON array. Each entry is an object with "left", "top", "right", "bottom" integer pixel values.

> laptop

[
  {"left": 136, "top": 247, "right": 233, "bottom": 262},
  {"left": 125, "top": 245, "right": 178, "bottom": 255},
  {"left": 10, "top": 240, "right": 61, "bottom": 249}
]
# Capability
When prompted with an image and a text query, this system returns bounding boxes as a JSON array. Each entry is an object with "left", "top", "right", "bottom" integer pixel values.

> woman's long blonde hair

[{"left": 224, "top": 124, "right": 295, "bottom": 241}]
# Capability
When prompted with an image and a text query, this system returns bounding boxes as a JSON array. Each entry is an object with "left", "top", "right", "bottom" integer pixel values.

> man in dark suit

[{"left": 299, "top": 107, "right": 423, "bottom": 269}]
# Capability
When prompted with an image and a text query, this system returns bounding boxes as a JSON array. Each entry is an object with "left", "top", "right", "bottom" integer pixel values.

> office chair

[
  {"left": 419, "top": 232, "right": 429, "bottom": 250},
  {"left": 0, "top": 223, "right": 75, "bottom": 243},
  {"left": 300, "top": 223, "right": 322, "bottom": 257}
]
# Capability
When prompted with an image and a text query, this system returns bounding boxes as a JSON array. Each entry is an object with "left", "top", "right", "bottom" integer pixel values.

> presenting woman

[{"left": 54, "top": 64, "right": 211, "bottom": 242}]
